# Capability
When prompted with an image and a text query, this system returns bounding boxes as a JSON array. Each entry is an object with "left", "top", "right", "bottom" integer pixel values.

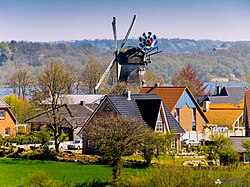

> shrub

[
  {"left": 75, "top": 179, "right": 110, "bottom": 187},
  {"left": 118, "top": 164, "right": 250, "bottom": 187},
  {"left": 219, "top": 147, "right": 239, "bottom": 165},
  {"left": 18, "top": 171, "right": 70, "bottom": 187},
  {"left": 24, "top": 147, "right": 57, "bottom": 161}
]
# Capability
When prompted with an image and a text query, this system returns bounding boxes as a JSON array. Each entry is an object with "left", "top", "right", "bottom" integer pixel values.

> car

[
  {"left": 181, "top": 139, "right": 200, "bottom": 147},
  {"left": 48, "top": 140, "right": 67, "bottom": 151},
  {"left": 213, "top": 126, "right": 228, "bottom": 132},
  {"left": 67, "top": 140, "right": 83, "bottom": 150}
]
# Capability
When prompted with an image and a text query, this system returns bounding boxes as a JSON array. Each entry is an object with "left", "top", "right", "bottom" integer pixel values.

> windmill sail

[{"left": 120, "top": 15, "right": 136, "bottom": 49}]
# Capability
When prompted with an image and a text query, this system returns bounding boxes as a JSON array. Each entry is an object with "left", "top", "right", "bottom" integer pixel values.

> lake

[{"left": 0, "top": 87, "right": 13, "bottom": 98}]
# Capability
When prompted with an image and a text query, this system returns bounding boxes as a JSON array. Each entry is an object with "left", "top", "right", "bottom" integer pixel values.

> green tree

[
  {"left": 0, "top": 41, "right": 12, "bottom": 55},
  {"left": 241, "top": 139, "right": 250, "bottom": 160},
  {"left": 91, "top": 116, "right": 148, "bottom": 183},
  {"left": 82, "top": 58, "right": 102, "bottom": 94},
  {"left": 37, "top": 59, "right": 75, "bottom": 152},
  {"left": 208, "top": 134, "right": 238, "bottom": 165},
  {"left": 140, "top": 132, "right": 175, "bottom": 165},
  {"left": 3, "top": 94, "right": 36, "bottom": 124}
]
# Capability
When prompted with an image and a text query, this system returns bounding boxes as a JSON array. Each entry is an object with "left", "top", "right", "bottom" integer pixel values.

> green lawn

[
  {"left": 0, "top": 158, "right": 112, "bottom": 186},
  {"left": 2, "top": 156, "right": 236, "bottom": 186},
  {"left": 0, "top": 158, "right": 148, "bottom": 187}
]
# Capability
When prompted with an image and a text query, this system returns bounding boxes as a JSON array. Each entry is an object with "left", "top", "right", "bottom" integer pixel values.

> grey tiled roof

[
  {"left": 106, "top": 94, "right": 184, "bottom": 134},
  {"left": 163, "top": 106, "right": 185, "bottom": 134},
  {"left": 231, "top": 136, "right": 250, "bottom": 153},
  {"left": 208, "top": 86, "right": 248, "bottom": 105},
  {"left": 0, "top": 99, "right": 10, "bottom": 108},
  {"left": 107, "top": 94, "right": 143, "bottom": 118},
  {"left": 25, "top": 104, "right": 93, "bottom": 128}
]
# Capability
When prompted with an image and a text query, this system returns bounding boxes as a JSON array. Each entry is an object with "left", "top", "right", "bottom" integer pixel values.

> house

[
  {"left": 204, "top": 103, "right": 244, "bottom": 136},
  {"left": 231, "top": 136, "right": 250, "bottom": 162},
  {"left": 0, "top": 99, "right": 18, "bottom": 137},
  {"left": 81, "top": 92, "right": 185, "bottom": 154},
  {"left": 42, "top": 94, "right": 105, "bottom": 105},
  {"left": 25, "top": 103, "right": 94, "bottom": 140},
  {"left": 198, "top": 86, "right": 248, "bottom": 106},
  {"left": 140, "top": 86, "right": 209, "bottom": 141},
  {"left": 243, "top": 90, "right": 250, "bottom": 136}
]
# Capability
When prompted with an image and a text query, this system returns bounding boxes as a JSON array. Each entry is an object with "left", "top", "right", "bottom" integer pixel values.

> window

[
  {"left": 0, "top": 110, "right": 5, "bottom": 119},
  {"left": 155, "top": 111, "right": 164, "bottom": 132},
  {"left": 103, "top": 104, "right": 112, "bottom": 111},
  {"left": 171, "top": 138, "right": 176, "bottom": 149},
  {"left": 192, "top": 108, "right": 196, "bottom": 131},
  {"left": 155, "top": 122, "right": 163, "bottom": 132},
  {"left": 174, "top": 108, "right": 180, "bottom": 122},
  {"left": 87, "top": 139, "right": 91, "bottom": 148},
  {"left": 5, "top": 128, "right": 10, "bottom": 136}
]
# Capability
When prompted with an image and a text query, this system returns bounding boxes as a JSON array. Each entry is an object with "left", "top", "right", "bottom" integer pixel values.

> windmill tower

[{"left": 94, "top": 15, "right": 161, "bottom": 93}]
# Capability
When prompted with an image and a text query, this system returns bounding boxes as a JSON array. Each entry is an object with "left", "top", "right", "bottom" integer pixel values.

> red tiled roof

[
  {"left": 140, "top": 87, "right": 186, "bottom": 112},
  {"left": 140, "top": 86, "right": 209, "bottom": 123},
  {"left": 245, "top": 91, "right": 250, "bottom": 127}
]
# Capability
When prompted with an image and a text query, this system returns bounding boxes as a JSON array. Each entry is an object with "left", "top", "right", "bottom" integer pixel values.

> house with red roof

[
  {"left": 140, "top": 86, "right": 209, "bottom": 141},
  {"left": 243, "top": 90, "right": 250, "bottom": 136},
  {"left": 0, "top": 99, "right": 18, "bottom": 137}
]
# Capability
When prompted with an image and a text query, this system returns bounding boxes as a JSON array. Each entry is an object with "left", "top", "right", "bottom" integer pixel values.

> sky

[{"left": 0, "top": 0, "right": 250, "bottom": 42}]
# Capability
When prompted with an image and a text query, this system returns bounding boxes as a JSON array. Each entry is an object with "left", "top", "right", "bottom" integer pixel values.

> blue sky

[{"left": 0, "top": 0, "right": 249, "bottom": 42}]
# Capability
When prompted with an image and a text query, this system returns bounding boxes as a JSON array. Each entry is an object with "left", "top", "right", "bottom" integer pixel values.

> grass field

[
  {"left": 3, "top": 156, "right": 249, "bottom": 186},
  {"left": 0, "top": 158, "right": 148, "bottom": 187},
  {"left": 0, "top": 158, "right": 112, "bottom": 186},
  {"left": 0, "top": 155, "right": 204, "bottom": 186}
]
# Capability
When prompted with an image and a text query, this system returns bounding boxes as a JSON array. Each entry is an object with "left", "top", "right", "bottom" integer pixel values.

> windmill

[{"left": 94, "top": 15, "right": 161, "bottom": 93}]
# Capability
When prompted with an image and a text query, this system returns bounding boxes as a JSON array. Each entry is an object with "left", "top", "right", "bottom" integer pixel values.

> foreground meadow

[
  {"left": 1, "top": 156, "right": 250, "bottom": 186},
  {"left": 0, "top": 158, "right": 112, "bottom": 186}
]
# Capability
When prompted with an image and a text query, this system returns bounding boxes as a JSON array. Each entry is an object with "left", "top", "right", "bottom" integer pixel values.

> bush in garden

[
  {"left": 18, "top": 171, "right": 70, "bottom": 187},
  {"left": 118, "top": 164, "right": 250, "bottom": 187}
]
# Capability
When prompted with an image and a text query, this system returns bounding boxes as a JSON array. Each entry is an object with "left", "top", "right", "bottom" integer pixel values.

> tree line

[{"left": 1, "top": 40, "right": 250, "bottom": 85}]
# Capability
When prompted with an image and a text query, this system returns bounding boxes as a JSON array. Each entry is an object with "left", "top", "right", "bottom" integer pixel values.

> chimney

[
  {"left": 127, "top": 90, "right": 131, "bottom": 100},
  {"left": 203, "top": 101, "right": 210, "bottom": 112},
  {"left": 155, "top": 83, "right": 160, "bottom": 87},
  {"left": 80, "top": 101, "right": 85, "bottom": 106}
]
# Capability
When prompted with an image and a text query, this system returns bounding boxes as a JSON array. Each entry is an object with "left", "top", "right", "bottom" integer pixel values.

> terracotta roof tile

[
  {"left": 140, "top": 86, "right": 209, "bottom": 123},
  {"left": 245, "top": 90, "right": 250, "bottom": 127},
  {"left": 140, "top": 87, "right": 186, "bottom": 112}
]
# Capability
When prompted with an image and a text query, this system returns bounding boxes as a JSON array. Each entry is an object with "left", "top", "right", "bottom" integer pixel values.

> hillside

[{"left": 1, "top": 39, "right": 250, "bottom": 84}]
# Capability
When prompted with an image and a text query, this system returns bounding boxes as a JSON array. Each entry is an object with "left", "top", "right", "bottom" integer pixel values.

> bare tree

[
  {"left": 143, "top": 70, "right": 165, "bottom": 87},
  {"left": 37, "top": 59, "right": 75, "bottom": 152},
  {"left": 7, "top": 67, "right": 33, "bottom": 98},
  {"left": 82, "top": 58, "right": 102, "bottom": 94},
  {"left": 65, "top": 63, "right": 82, "bottom": 94}
]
